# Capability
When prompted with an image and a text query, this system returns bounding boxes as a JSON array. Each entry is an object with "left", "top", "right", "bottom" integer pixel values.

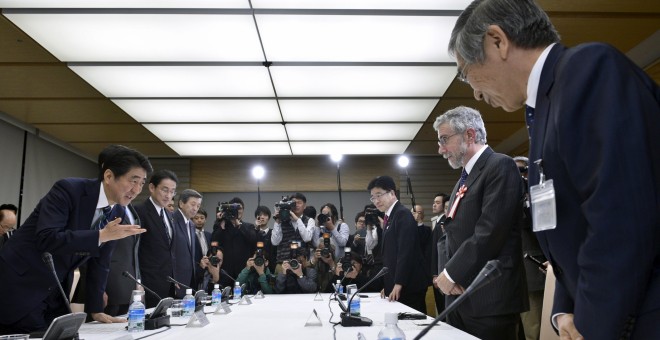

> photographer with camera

[
  {"left": 309, "top": 234, "right": 337, "bottom": 292},
  {"left": 199, "top": 247, "right": 233, "bottom": 291},
  {"left": 312, "top": 203, "right": 349, "bottom": 261},
  {"left": 275, "top": 242, "right": 317, "bottom": 294},
  {"left": 211, "top": 197, "right": 257, "bottom": 286},
  {"left": 236, "top": 243, "right": 275, "bottom": 295},
  {"left": 271, "top": 193, "right": 315, "bottom": 273},
  {"left": 254, "top": 206, "right": 277, "bottom": 273},
  {"left": 331, "top": 252, "right": 374, "bottom": 292}
]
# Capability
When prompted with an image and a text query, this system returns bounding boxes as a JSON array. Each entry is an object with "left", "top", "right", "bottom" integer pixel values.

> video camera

[
  {"left": 218, "top": 202, "right": 241, "bottom": 220},
  {"left": 320, "top": 233, "right": 332, "bottom": 258},
  {"left": 275, "top": 196, "right": 297, "bottom": 223},
  {"left": 364, "top": 206, "right": 383, "bottom": 226},
  {"left": 254, "top": 242, "right": 265, "bottom": 267}
]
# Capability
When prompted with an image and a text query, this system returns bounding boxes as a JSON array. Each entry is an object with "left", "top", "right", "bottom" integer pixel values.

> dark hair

[
  {"left": 228, "top": 197, "right": 244, "bottom": 208},
  {"left": 196, "top": 208, "right": 207, "bottom": 218},
  {"left": 255, "top": 205, "right": 272, "bottom": 219},
  {"left": 350, "top": 252, "right": 363, "bottom": 266},
  {"left": 320, "top": 203, "right": 339, "bottom": 223},
  {"left": 435, "top": 193, "right": 449, "bottom": 205},
  {"left": 354, "top": 211, "right": 365, "bottom": 223},
  {"left": 178, "top": 189, "right": 202, "bottom": 205},
  {"left": 367, "top": 175, "right": 396, "bottom": 192},
  {"left": 149, "top": 169, "right": 178, "bottom": 186},
  {"left": 303, "top": 206, "right": 316, "bottom": 220},
  {"left": 0, "top": 203, "right": 18, "bottom": 221},
  {"left": 97, "top": 144, "right": 152, "bottom": 181},
  {"left": 290, "top": 192, "right": 307, "bottom": 203}
]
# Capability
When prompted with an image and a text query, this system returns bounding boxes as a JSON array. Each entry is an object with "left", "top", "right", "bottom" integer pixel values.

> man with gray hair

[
  {"left": 450, "top": 1, "right": 659, "bottom": 339},
  {"left": 433, "top": 106, "right": 527, "bottom": 340},
  {"left": 172, "top": 189, "right": 203, "bottom": 298}
]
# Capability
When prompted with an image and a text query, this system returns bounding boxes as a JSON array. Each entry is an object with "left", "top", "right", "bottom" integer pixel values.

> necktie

[
  {"left": 160, "top": 209, "right": 172, "bottom": 242},
  {"left": 197, "top": 230, "right": 208, "bottom": 256},
  {"left": 383, "top": 215, "right": 389, "bottom": 229},
  {"left": 458, "top": 169, "right": 468, "bottom": 188},
  {"left": 525, "top": 105, "right": 535, "bottom": 138},
  {"left": 96, "top": 205, "right": 112, "bottom": 230}
]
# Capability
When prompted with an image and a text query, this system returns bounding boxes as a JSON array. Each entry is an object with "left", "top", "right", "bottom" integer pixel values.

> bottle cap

[
  {"left": 186, "top": 288, "right": 193, "bottom": 294},
  {"left": 214, "top": 284, "right": 220, "bottom": 289},
  {"left": 133, "top": 295, "right": 142, "bottom": 302},
  {"left": 384, "top": 312, "right": 398, "bottom": 325},
  {"left": 235, "top": 281, "right": 240, "bottom": 286}
]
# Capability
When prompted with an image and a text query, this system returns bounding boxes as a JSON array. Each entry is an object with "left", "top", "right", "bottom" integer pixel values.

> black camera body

[
  {"left": 288, "top": 242, "right": 300, "bottom": 270},
  {"left": 275, "top": 197, "right": 296, "bottom": 223},
  {"left": 254, "top": 242, "right": 265, "bottom": 267},
  {"left": 320, "top": 233, "right": 332, "bottom": 258},
  {"left": 218, "top": 202, "right": 241, "bottom": 220},
  {"left": 317, "top": 213, "right": 330, "bottom": 225},
  {"left": 210, "top": 255, "right": 221, "bottom": 266},
  {"left": 340, "top": 247, "right": 352, "bottom": 272},
  {"left": 364, "top": 207, "right": 383, "bottom": 226}
]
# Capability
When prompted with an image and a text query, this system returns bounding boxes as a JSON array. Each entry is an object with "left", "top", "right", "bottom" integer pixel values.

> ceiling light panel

[
  {"left": 287, "top": 123, "right": 422, "bottom": 140},
  {"left": 271, "top": 66, "right": 455, "bottom": 97},
  {"left": 251, "top": 0, "right": 470, "bottom": 10},
  {"left": 291, "top": 141, "right": 410, "bottom": 155},
  {"left": 113, "top": 99, "right": 282, "bottom": 122},
  {"left": 3, "top": 13, "right": 262, "bottom": 61},
  {"left": 68, "top": 65, "right": 274, "bottom": 97},
  {"left": 279, "top": 99, "right": 438, "bottom": 122},
  {"left": 166, "top": 142, "right": 292, "bottom": 156},
  {"left": 0, "top": 1, "right": 249, "bottom": 9},
  {"left": 143, "top": 123, "right": 287, "bottom": 141},
  {"left": 257, "top": 15, "right": 456, "bottom": 62}
]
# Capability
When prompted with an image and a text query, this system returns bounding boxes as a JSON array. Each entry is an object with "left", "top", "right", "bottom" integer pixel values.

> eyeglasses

[
  {"left": 369, "top": 191, "right": 390, "bottom": 202},
  {"left": 158, "top": 187, "right": 177, "bottom": 196},
  {"left": 437, "top": 133, "right": 460, "bottom": 146},
  {"left": 0, "top": 223, "right": 15, "bottom": 232},
  {"left": 457, "top": 63, "right": 470, "bottom": 84}
]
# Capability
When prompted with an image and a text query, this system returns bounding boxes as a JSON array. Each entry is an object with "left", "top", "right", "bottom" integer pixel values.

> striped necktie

[
  {"left": 458, "top": 169, "right": 468, "bottom": 188},
  {"left": 96, "top": 205, "right": 112, "bottom": 230},
  {"left": 160, "top": 208, "right": 172, "bottom": 242}
]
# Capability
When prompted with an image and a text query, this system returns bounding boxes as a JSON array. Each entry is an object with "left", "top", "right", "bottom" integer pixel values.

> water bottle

[
  {"left": 233, "top": 281, "right": 242, "bottom": 300},
  {"left": 182, "top": 288, "right": 195, "bottom": 317},
  {"left": 377, "top": 312, "right": 406, "bottom": 340},
  {"left": 336, "top": 279, "right": 343, "bottom": 294},
  {"left": 127, "top": 294, "right": 145, "bottom": 332},
  {"left": 212, "top": 284, "right": 222, "bottom": 306},
  {"left": 348, "top": 285, "right": 360, "bottom": 316}
]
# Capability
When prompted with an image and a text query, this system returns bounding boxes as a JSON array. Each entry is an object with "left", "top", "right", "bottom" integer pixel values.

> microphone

[
  {"left": 413, "top": 260, "right": 503, "bottom": 340},
  {"left": 122, "top": 271, "right": 162, "bottom": 301},
  {"left": 220, "top": 269, "right": 237, "bottom": 283},
  {"left": 167, "top": 276, "right": 193, "bottom": 291},
  {"left": 340, "top": 266, "right": 389, "bottom": 327},
  {"left": 42, "top": 252, "right": 72, "bottom": 314}
]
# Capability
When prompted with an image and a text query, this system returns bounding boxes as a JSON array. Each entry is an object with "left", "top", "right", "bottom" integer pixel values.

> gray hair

[
  {"left": 433, "top": 106, "right": 487, "bottom": 145},
  {"left": 178, "top": 189, "right": 203, "bottom": 204},
  {"left": 512, "top": 156, "right": 529, "bottom": 165},
  {"left": 449, "top": 0, "right": 560, "bottom": 65}
]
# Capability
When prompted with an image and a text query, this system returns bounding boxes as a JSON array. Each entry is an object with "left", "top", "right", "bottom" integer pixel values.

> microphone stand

[
  {"left": 336, "top": 162, "right": 344, "bottom": 221},
  {"left": 413, "top": 260, "right": 503, "bottom": 340},
  {"left": 340, "top": 267, "right": 389, "bottom": 327},
  {"left": 404, "top": 167, "right": 416, "bottom": 209},
  {"left": 123, "top": 271, "right": 162, "bottom": 300},
  {"left": 167, "top": 275, "right": 193, "bottom": 291}
]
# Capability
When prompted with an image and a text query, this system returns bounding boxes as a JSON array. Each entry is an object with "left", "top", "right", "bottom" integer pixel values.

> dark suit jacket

[
  {"left": 0, "top": 178, "right": 116, "bottom": 327},
  {"left": 193, "top": 228, "right": 212, "bottom": 290},
  {"left": 529, "top": 43, "right": 660, "bottom": 339},
  {"left": 134, "top": 199, "right": 176, "bottom": 307},
  {"left": 381, "top": 201, "right": 428, "bottom": 297},
  {"left": 105, "top": 204, "right": 141, "bottom": 309},
  {"left": 444, "top": 147, "right": 528, "bottom": 317},
  {"left": 431, "top": 215, "right": 447, "bottom": 277},
  {"left": 172, "top": 209, "right": 196, "bottom": 298}
]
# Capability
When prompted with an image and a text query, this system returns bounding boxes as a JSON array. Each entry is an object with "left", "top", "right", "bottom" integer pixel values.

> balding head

[{"left": 0, "top": 208, "right": 17, "bottom": 236}]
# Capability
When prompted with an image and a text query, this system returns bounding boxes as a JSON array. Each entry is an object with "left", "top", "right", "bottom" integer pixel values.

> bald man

[{"left": 0, "top": 204, "right": 18, "bottom": 250}]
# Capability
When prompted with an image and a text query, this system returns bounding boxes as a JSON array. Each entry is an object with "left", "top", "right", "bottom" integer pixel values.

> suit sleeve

[
  {"left": 552, "top": 45, "right": 659, "bottom": 337},
  {"left": 392, "top": 209, "right": 421, "bottom": 287}
]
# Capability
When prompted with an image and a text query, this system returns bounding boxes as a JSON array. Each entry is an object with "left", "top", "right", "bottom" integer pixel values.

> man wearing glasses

[
  {"left": 271, "top": 193, "right": 315, "bottom": 274},
  {"left": 134, "top": 169, "right": 180, "bottom": 308},
  {"left": 367, "top": 176, "right": 427, "bottom": 314},
  {"left": 0, "top": 204, "right": 18, "bottom": 251}
]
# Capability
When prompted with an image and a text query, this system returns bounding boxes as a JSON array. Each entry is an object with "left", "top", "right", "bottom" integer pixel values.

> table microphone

[
  {"left": 340, "top": 266, "right": 389, "bottom": 327},
  {"left": 42, "top": 252, "right": 73, "bottom": 314},
  {"left": 220, "top": 269, "right": 237, "bottom": 283},
  {"left": 41, "top": 252, "right": 84, "bottom": 340},
  {"left": 122, "top": 271, "right": 162, "bottom": 300},
  {"left": 167, "top": 275, "right": 193, "bottom": 291},
  {"left": 413, "top": 260, "right": 503, "bottom": 340}
]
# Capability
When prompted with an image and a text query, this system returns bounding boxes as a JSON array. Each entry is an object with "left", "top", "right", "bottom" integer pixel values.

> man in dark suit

[
  {"left": 0, "top": 145, "right": 151, "bottom": 334},
  {"left": 171, "top": 189, "right": 203, "bottom": 297},
  {"left": 134, "top": 169, "right": 179, "bottom": 308},
  {"left": 193, "top": 208, "right": 212, "bottom": 291},
  {"left": 449, "top": 1, "right": 659, "bottom": 339},
  {"left": 367, "top": 176, "right": 427, "bottom": 314},
  {"left": 433, "top": 106, "right": 528, "bottom": 340},
  {"left": 430, "top": 193, "right": 449, "bottom": 315},
  {"left": 0, "top": 204, "right": 18, "bottom": 252}
]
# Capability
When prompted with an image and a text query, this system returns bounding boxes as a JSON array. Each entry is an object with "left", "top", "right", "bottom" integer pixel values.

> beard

[{"left": 443, "top": 140, "right": 468, "bottom": 169}]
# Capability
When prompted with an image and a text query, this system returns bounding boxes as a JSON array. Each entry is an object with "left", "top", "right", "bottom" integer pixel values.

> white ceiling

[{"left": 1, "top": 0, "right": 470, "bottom": 155}]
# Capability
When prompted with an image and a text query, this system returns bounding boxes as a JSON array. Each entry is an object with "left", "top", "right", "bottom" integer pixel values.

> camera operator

[
  {"left": 199, "top": 247, "right": 233, "bottom": 291},
  {"left": 271, "top": 193, "right": 315, "bottom": 273},
  {"left": 237, "top": 248, "right": 275, "bottom": 295},
  {"left": 348, "top": 212, "right": 367, "bottom": 256},
  {"left": 211, "top": 197, "right": 257, "bottom": 285},
  {"left": 274, "top": 243, "right": 317, "bottom": 294},
  {"left": 331, "top": 253, "right": 374, "bottom": 292},
  {"left": 254, "top": 206, "right": 277, "bottom": 273},
  {"left": 312, "top": 203, "right": 349, "bottom": 260},
  {"left": 309, "top": 236, "right": 337, "bottom": 293}
]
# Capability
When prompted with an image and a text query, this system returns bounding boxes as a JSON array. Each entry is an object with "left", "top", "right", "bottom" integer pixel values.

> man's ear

[{"left": 485, "top": 24, "right": 510, "bottom": 60}]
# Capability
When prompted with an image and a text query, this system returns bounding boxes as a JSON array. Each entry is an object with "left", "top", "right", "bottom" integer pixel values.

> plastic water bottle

[
  {"left": 377, "top": 312, "right": 406, "bottom": 340},
  {"left": 182, "top": 288, "right": 195, "bottom": 317},
  {"left": 336, "top": 279, "right": 343, "bottom": 294},
  {"left": 127, "top": 294, "right": 145, "bottom": 332},
  {"left": 233, "top": 281, "right": 242, "bottom": 300},
  {"left": 348, "top": 285, "right": 360, "bottom": 316},
  {"left": 212, "top": 284, "right": 222, "bottom": 306}
]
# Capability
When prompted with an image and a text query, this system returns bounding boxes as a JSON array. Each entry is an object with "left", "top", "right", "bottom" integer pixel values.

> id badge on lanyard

[{"left": 530, "top": 159, "right": 557, "bottom": 232}]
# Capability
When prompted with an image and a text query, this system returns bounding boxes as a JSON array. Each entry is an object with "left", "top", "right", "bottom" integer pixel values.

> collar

[
  {"left": 149, "top": 196, "right": 165, "bottom": 214},
  {"left": 179, "top": 209, "right": 190, "bottom": 225},
  {"left": 385, "top": 200, "right": 398, "bottom": 217},
  {"left": 464, "top": 144, "right": 488, "bottom": 175},
  {"left": 96, "top": 183, "right": 113, "bottom": 209},
  {"left": 526, "top": 43, "right": 556, "bottom": 108}
]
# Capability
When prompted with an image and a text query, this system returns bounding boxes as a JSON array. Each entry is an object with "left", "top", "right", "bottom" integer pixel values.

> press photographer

[
  {"left": 309, "top": 234, "right": 337, "bottom": 292},
  {"left": 271, "top": 193, "right": 315, "bottom": 272},
  {"left": 312, "top": 203, "right": 349, "bottom": 260},
  {"left": 331, "top": 252, "right": 373, "bottom": 291},
  {"left": 211, "top": 197, "right": 257, "bottom": 285},
  {"left": 274, "top": 242, "right": 317, "bottom": 294},
  {"left": 199, "top": 247, "right": 233, "bottom": 291},
  {"left": 237, "top": 243, "right": 275, "bottom": 294}
]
